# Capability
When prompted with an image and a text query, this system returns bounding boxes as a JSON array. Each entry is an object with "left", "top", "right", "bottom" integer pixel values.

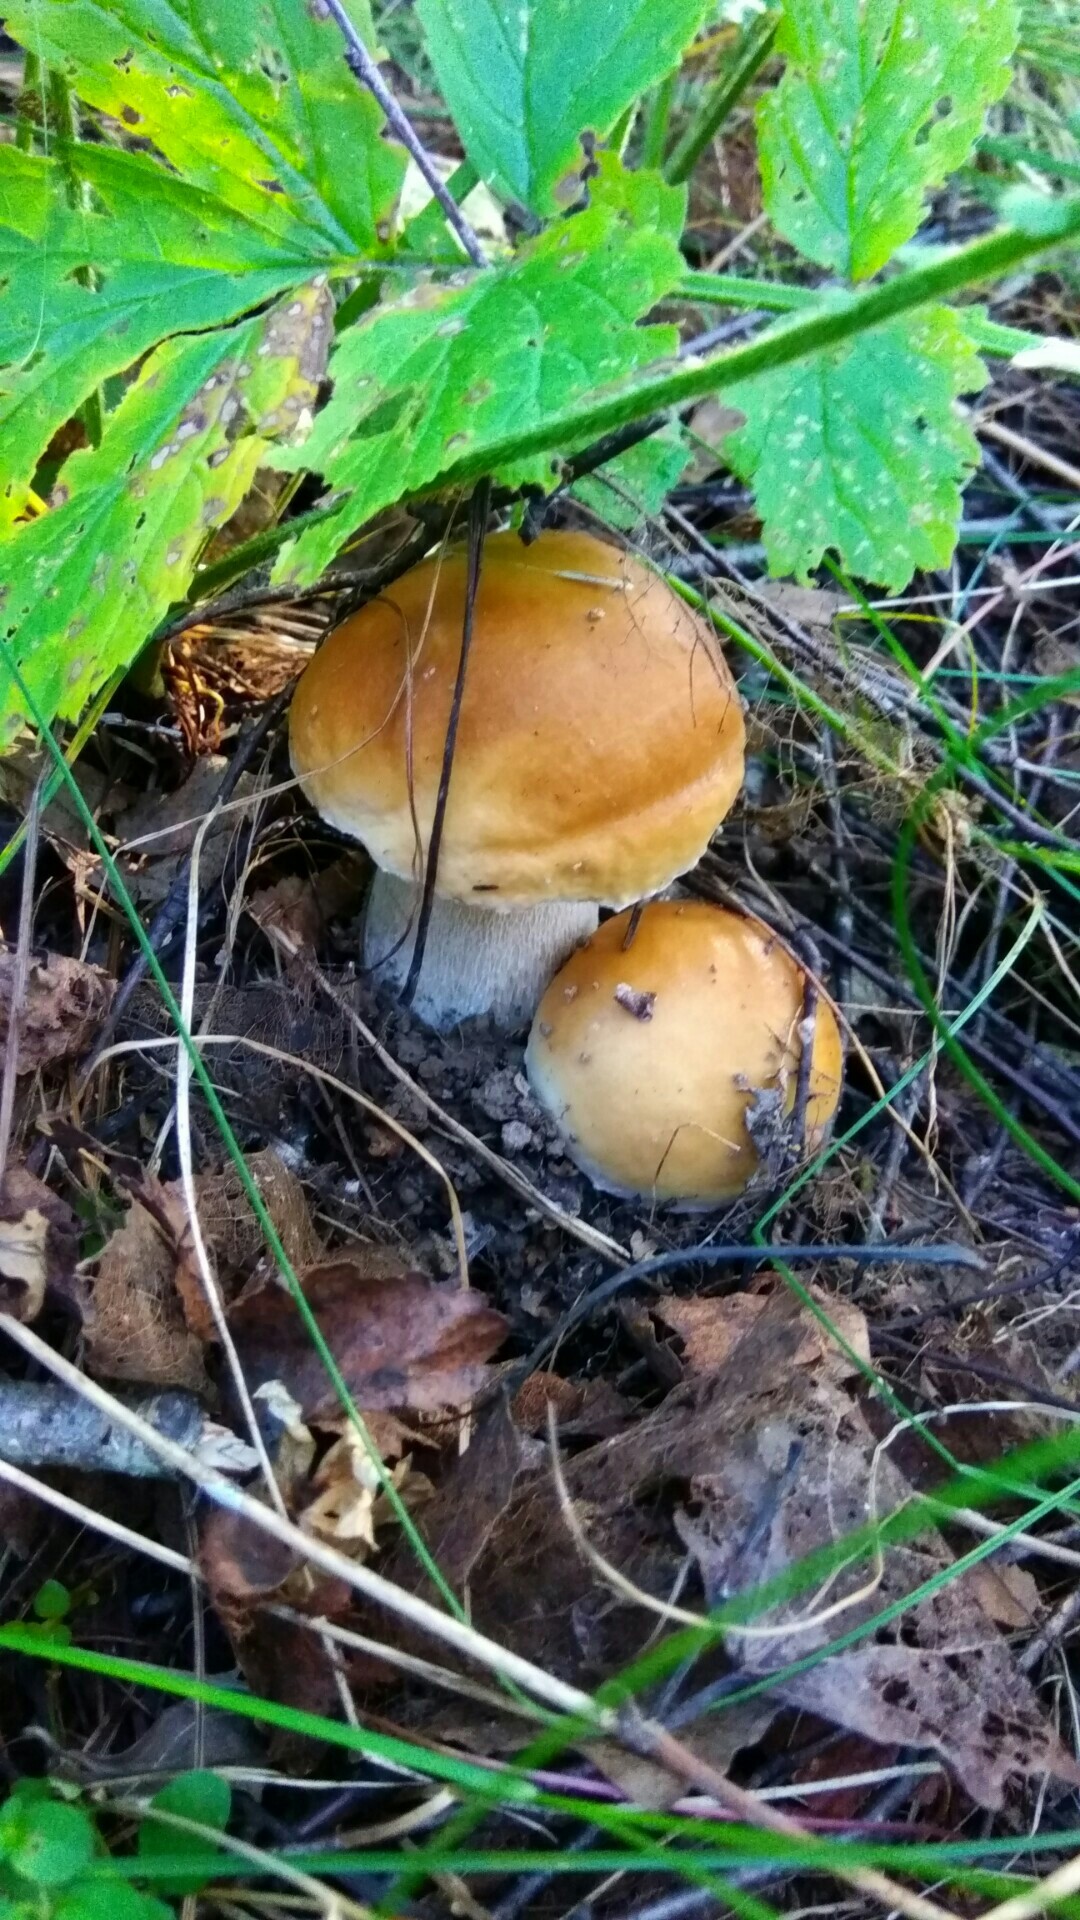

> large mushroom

[
  {"left": 525, "top": 900, "right": 844, "bottom": 1206},
  {"left": 289, "top": 530, "right": 745, "bottom": 1030}
]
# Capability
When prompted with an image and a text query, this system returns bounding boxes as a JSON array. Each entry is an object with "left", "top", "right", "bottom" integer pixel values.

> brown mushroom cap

[
  {"left": 288, "top": 530, "right": 744, "bottom": 908},
  {"left": 525, "top": 901, "right": 844, "bottom": 1205}
]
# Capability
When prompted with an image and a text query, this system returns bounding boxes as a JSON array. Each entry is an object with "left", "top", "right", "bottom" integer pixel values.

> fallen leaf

[
  {"left": 229, "top": 1253, "right": 507, "bottom": 1425},
  {"left": 755, "top": 581, "right": 849, "bottom": 633},
  {"left": 459, "top": 1284, "right": 1079, "bottom": 1809},
  {"left": 111, "top": 756, "right": 256, "bottom": 909},
  {"left": 651, "top": 1283, "right": 870, "bottom": 1385},
  {"left": 199, "top": 1502, "right": 351, "bottom": 1741},
  {"left": 586, "top": 1699, "right": 777, "bottom": 1812},
  {"left": 1034, "top": 633, "right": 1080, "bottom": 706},
  {"left": 88, "top": 1180, "right": 209, "bottom": 1392},
  {"left": 193, "top": 1148, "right": 323, "bottom": 1277},
  {"left": 246, "top": 854, "right": 367, "bottom": 963},
  {"left": 0, "top": 947, "right": 115, "bottom": 1075},
  {"left": 301, "top": 1425, "right": 423, "bottom": 1554},
  {"left": 48, "top": 1701, "right": 267, "bottom": 1784},
  {"left": 0, "top": 1166, "right": 78, "bottom": 1322},
  {"left": 385, "top": 1399, "right": 524, "bottom": 1600},
  {"left": 684, "top": 397, "right": 746, "bottom": 481},
  {"left": 511, "top": 1370, "right": 632, "bottom": 1439},
  {"left": 966, "top": 1562, "right": 1042, "bottom": 1632}
]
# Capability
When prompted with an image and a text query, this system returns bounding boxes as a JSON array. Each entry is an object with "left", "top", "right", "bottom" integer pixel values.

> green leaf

[
  {"left": 722, "top": 305, "right": 986, "bottom": 589},
  {"left": 0, "top": 281, "right": 332, "bottom": 742},
  {"left": 137, "top": 1771, "right": 231, "bottom": 1897},
  {"left": 55, "top": 1882, "right": 174, "bottom": 1920},
  {"left": 572, "top": 422, "right": 691, "bottom": 528},
  {"left": 2, "top": 0, "right": 403, "bottom": 254},
  {"left": 0, "top": 1799, "right": 94, "bottom": 1889},
  {"left": 416, "top": 0, "right": 712, "bottom": 213},
  {"left": 32, "top": 1580, "right": 71, "bottom": 1624},
  {"left": 271, "top": 160, "right": 686, "bottom": 584},
  {"left": 0, "top": 145, "right": 335, "bottom": 528},
  {"left": 0, "top": 1, "right": 404, "bottom": 516},
  {"left": 758, "top": 0, "right": 1020, "bottom": 279}
]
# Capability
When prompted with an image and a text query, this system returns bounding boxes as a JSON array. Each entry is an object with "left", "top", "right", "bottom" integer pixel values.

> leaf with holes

[
  {"left": 271, "top": 160, "right": 686, "bottom": 584},
  {"left": 759, "top": 0, "right": 1019, "bottom": 279},
  {"left": 416, "top": 0, "right": 713, "bottom": 214},
  {"left": 0, "top": 0, "right": 403, "bottom": 520},
  {"left": 722, "top": 306, "right": 986, "bottom": 590},
  {"left": 0, "top": 282, "right": 332, "bottom": 743}
]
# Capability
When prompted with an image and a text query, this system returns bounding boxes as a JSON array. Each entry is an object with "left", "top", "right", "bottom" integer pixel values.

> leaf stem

[
  {"left": 429, "top": 204, "right": 1080, "bottom": 493},
  {"left": 664, "top": 11, "right": 779, "bottom": 186}
]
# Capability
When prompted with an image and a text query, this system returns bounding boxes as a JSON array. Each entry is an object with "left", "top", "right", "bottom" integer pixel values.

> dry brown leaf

[
  {"left": 511, "top": 1370, "right": 632, "bottom": 1438},
  {"left": 193, "top": 1148, "right": 323, "bottom": 1278},
  {"left": 246, "top": 853, "right": 367, "bottom": 962},
  {"left": 461, "top": 1284, "right": 1079, "bottom": 1810},
  {"left": 1034, "top": 632, "right": 1080, "bottom": 706},
  {"left": 0, "top": 1166, "right": 78, "bottom": 1323},
  {"left": 684, "top": 397, "right": 746, "bottom": 481},
  {"left": 199, "top": 1502, "right": 351, "bottom": 1739},
  {"left": 651, "top": 1283, "right": 870, "bottom": 1385},
  {"left": 585, "top": 1699, "right": 778, "bottom": 1812},
  {"left": 965, "top": 1562, "right": 1042, "bottom": 1632},
  {"left": 301, "top": 1428, "right": 425, "bottom": 1554},
  {"left": 385, "top": 1399, "right": 524, "bottom": 1601},
  {"left": 88, "top": 1180, "right": 209, "bottom": 1391},
  {"left": 229, "top": 1253, "right": 507, "bottom": 1425},
  {"left": 0, "top": 947, "right": 115, "bottom": 1075},
  {"left": 111, "top": 756, "right": 256, "bottom": 908},
  {"left": 755, "top": 581, "right": 849, "bottom": 633}
]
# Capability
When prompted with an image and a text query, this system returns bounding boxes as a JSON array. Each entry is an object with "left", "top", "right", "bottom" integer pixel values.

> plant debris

[
  {"left": 0, "top": 946, "right": 115, "bottom": 1075},
  {"left": 228, "top": 1253, "right": 508, "bottom": 1424}
]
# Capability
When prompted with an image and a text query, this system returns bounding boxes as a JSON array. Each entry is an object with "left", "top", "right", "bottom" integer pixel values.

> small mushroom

[
  {"left": 525, "top": 900, "right": 844, "bottom": 1206},
  {"left": 289, "top": 530, "right": 745, "bottom": 1030}
]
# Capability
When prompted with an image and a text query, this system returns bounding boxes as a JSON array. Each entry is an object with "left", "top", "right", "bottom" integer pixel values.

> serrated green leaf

[
  {"left": 759, "top": 0, "right": 1019, "bottom": 279},
  {"left": 0, "top": 145, "right": 323, "bottom": 525},
  {"left": 271, "top": 160, "right": 686, "bottom": 585},
  {"left": 722, "top": 306, "right": 986, "bottom": 589},
  {"left": 0, "top": 2, "right": 404, "bottom": 515},
  {"left": 0, "top": 281, "right": 332, "bottom": 742},
  {"left": 415, "top": 0, "right": 712, "bottom": 213},
  {"left": 572, "top": 421, "right": 691, "bottom": 528},
  {"left": 2, "top": 0, "right": 403, "bottom": 253}
]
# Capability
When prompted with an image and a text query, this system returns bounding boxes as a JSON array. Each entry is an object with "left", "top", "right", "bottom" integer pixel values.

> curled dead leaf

[
  {"left": 87, "top": 1179, "right": 209, "bottom": 1392},
  {"left": 0, "top": 947, "right": 115, "bottom": 1075},
  {"left": 0, "top": 1166, "right": 78, "bottom": 1323},
  {"left": 229, "top": 1253, "right": 507, "bottom": 1424}
]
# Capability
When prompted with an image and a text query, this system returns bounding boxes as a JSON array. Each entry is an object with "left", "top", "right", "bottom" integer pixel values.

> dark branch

[{"left": 321, "top": 0, "right": 488, "bottom": 270}]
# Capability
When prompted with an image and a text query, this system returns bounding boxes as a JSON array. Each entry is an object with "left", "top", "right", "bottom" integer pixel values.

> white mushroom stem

[{"left": 363, "top": 869, "right": 599, "bottom": 1032}]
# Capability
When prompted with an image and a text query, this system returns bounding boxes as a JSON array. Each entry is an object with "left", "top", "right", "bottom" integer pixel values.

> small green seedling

[{"left": 0, "top": 1774, "right": 229, "bottom": 1920}]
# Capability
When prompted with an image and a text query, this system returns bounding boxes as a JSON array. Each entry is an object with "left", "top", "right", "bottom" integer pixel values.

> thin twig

[
  {"left": 320, "top": 0, "right": 487, "bottom": 269},
  {"left": 619, "top": 1710, "right": 957, "bottom": 1920},
  {"left": 511, "top": 1240, "right": 984, "bottom": 1384},
  {"left": 0, "top": 1313, "right": 609, "bottom": 1725},
  {"left": 0, "top": 766, "right": 42, "bottom": 1188},
  {"left": 402, "top": 477, "right": 491, "bottom": 1006},
  {"left": 83, "top": 688, "right": 292, "bottom": 1077}
]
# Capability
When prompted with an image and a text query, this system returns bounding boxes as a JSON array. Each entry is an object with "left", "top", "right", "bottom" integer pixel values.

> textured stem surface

[{"left": 364, "top": 870, "right": 598, "bottom": 1031}]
